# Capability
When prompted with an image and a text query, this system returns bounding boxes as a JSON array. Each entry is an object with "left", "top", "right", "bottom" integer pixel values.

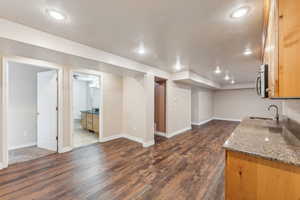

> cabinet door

[
  {"left": 93, "top": 114, "right": 99, "bottom": 133},
  {"left": 81, "top": 113, "right": 87, "bottom": 129},
  {"left": 226, "top": 151, "right": 300, "bottom": 200},
  {"left": 264, "top": 0, "right": 279, "bottom": 98},
  {"left": 278, "top": 0, "right": 300, "bottom": 97},
  {"left": 87, "top": 113, "right": 93, "bottom": 130}
]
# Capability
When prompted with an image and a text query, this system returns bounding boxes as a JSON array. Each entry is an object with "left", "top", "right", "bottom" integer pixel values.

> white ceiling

[{"left": 0, "top": 0, "right": 263, "bottom": 85}]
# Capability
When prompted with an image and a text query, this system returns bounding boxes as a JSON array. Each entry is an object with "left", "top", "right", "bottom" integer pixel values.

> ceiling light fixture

[
  {"left": 244, "top": 48, "right": 253, "bottom": 55},
  {"left": 138, "top": 45, "right": 146, "bottom": 55},
  {"left": 214, "top": 66, "right": 222, "bottom": 74},
  {"left": 231, "top": 7, "right": 250, "bottom": 19},
  {"left": 46, "top": 9, "right": 66, "bottom": 21},
  {"left": 224, "top": 74, "right": 230, "bottom": 81},
  {"left": 231, "top": 79, "right": 235, "bottom": 84},
  {"left": 174, "top": 57, "right": 183, "bottom": 71},
  {"left": 136, "top": 43, "right": 146, "bottom": 55},
  {"left": 175, "top": 61, "right": 182, "bottom": 71}
]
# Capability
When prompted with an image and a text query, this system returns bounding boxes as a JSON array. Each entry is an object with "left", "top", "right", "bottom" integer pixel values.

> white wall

[
  {"left": 101, "top": 72, "right": 123, "bottom": 139},
  {"left": 283, "top": 100, "right": 300, "bottom": 123},
  {"left": 191, "top": 88, "right": 214, "bottom": 124},
  {"left": 89, "top": 87, "right": 100, "bottom": 109},
  {"left": 8, "top": 62, "right": 48, "bottom": 150},
  {"left": 213, "top": 88, "right": 283, "bottom": 121},
  {"left": 73, "top": 80, "right": 88, "bottom": 119},
  {"left": 166, "top": 81, "right": 192, "bottom": 135},
  {"left": 122, "top": 74, "right": 155, "bottom": 145},
  {"left": 122, "top": 75, "right": 147, "bottom": 140}
]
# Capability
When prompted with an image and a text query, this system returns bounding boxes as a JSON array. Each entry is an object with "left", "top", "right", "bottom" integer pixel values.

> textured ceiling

[{"left": 0, "top": 0, "right": 263, "bottom": 85}]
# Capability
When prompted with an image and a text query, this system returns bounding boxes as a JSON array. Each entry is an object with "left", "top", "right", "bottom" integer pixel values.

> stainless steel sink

[{"left": 249, "top": 116, "right": 273, "bottom": 120}]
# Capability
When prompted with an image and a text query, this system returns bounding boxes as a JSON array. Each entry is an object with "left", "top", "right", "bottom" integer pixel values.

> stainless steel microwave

[{"left": 256, "top": 64, "right": 269, "bottom": 98}]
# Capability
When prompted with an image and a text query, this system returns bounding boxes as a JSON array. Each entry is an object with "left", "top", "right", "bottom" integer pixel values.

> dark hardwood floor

[{"left": 0, "top": 120, "right": 239, "bottom": 200}]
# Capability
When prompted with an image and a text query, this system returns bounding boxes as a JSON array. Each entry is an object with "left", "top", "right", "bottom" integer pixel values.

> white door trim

[
  {"left": 1, "top": 56, "right": 64, "bottom": 168},
  {"left": 69, "top": 68, "right": 104, "bottom": 149}
]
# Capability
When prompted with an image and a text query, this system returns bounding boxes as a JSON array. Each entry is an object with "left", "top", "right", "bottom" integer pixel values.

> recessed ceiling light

[
  {"left": 244, "top": 49, "right": 253, "bottom": 55},
  {"left": 46, "top": 9, "right": 66, "bottom": 21},
  {"left": 231, "top": 79, "right": 235, "bottom": 84},
  {"left": 224, "top": 74, "right": 230, "bottom": 81},
  {"left": 136, "top": 43, "right": 146, "bottom": 55},
  {"left": 214, "top": 66, "right": 222, "bottom": 74},
  {"left": 174, "top": 58, "right": 183, "bottom": 71},
  {"left": 231, "top": 7, "right": 250, "bottom": 19},
  {"left": 175, "top": 61, "right": 182, "bottom": 71}
]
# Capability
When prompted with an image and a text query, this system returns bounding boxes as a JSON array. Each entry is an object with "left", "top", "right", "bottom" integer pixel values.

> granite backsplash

[{"left": 284, "top": 100, "right": 300, "bottom": 123}]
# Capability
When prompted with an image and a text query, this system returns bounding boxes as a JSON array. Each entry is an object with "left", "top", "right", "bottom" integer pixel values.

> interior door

[
  {"left": 37, "top": 70, "right": 58, "bottom": 151},
  {"left": 155, "top": 78, "right": 166, "bottom": 133}
]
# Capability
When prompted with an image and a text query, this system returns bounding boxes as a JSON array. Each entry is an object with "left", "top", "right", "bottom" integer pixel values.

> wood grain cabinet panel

[
  {"left": 263, "top": 0, "right": 300, "bottom": 98},
  {"left": 93, "top": 114, "right": 99, "bottom": 133},
  {"left": 81, "top": 113, "right": 87, "bottom": 129},
  {"left": 225, "top": 151, "right": 300, "bottom": 200},
  {"left": 81, "top": 112, "right": 99, "bottom": 133},
  {"left": 86, "top": 113, "right": 93, "bottom": 130}
]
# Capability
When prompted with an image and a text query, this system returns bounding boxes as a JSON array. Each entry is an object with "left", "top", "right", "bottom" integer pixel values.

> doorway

[
  {"left": 154, "top": 77, "right": 167, "bottom": 141},
  {"left": 7, "top": 61, "right": 58, "bottom": 165},
  {"left": 72, "top": 72, "right": 101, "bottom": 148}
]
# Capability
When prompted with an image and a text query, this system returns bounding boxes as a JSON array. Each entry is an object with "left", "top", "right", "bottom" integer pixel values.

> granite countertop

[
  {"left": 223, "top": 117, "right": 300, "bottom": 167},
  {"left": 80, "top": 110, "right": 99, "bottom": 115}
]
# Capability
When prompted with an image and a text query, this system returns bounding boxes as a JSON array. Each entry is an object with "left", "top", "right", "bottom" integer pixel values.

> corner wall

[
  {"left": 102, "top": 72, "right": 123, "bottom": 139},
  {"left": 166, "top": 81, "right": 192, "bottom": 136},
  {"left": 191, "top": 88, "right": 214, "bottom": 125},
  {"left": 122, "top": 74, "right": 154, "bottom": 146},
  {"left": 7, "top": 63, "right": 43, "bottom": 150}
]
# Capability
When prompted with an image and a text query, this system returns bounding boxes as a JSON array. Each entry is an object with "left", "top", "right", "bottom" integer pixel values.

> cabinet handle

[{"left": 256, "top": 76, "right": 261, "bottom": 96}]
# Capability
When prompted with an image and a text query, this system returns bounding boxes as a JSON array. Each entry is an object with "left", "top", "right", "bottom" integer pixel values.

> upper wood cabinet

[{"left": 262, "top": 0, "right": 300, "bottom": 98}]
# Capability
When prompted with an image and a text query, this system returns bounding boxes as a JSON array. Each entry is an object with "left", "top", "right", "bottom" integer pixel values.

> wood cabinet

[
  {"left": 81, "top": 112, "right": 87, "bottom": 129},
  {"left": 86, "top": 113, "right": 93, "bottom": 130},
  {"left": 263, "top": 0, "right": 300, "bottom": 98},
  {"left": 225, "top": 150, "right": 300, "bottom": 200},
  {"left": 81, "top": 112, "right": 99, "bottom": 133},
  {"left": 93, "top": 114, "right": 99, "bottom": 133}
]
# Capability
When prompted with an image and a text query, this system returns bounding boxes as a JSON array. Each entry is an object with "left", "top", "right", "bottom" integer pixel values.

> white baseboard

[
  {"left": 167, "top": 126, "right": 192, "bottom": 138},
  {"left": 9, "top": 142, "right": 37, "bottom": 151},
  {"left": 100, "top": 134, "right": 123, "bottom": 143},
  {"left": 59, "top": 146, "right": 72, "bottom": 153},
  {"left": 192, "top": 118, "right": 214, "bottom": 126},
  {"left": 155, "top": 131, "right": 167, "bottom": 137},
  {"left": 143, "top": 140, "right": 155, "bottom": 148},
  {"left": 122, "top": 134, "right": 155, "bottom": 148},
  {"left": 100, "top": 133, "right": 152, "bottom": 148},
  {"left": 213, "top": 117, "right": 242, "bottom": 122},
  {"left": 122, "top": 134, "right": 144, "bottom": 144}
]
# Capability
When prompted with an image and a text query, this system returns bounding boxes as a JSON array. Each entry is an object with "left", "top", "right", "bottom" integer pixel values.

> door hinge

[
  {"left": 56, "top": 106, "right": 58, "bottom": 111},
  {"left": 56, "top": 136, "right": 58, "bottom": 141}
]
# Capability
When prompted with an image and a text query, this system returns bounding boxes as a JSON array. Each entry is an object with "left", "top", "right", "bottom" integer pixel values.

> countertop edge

[{"left": 223, "top": 146, "right": 300, "bottom": 168}]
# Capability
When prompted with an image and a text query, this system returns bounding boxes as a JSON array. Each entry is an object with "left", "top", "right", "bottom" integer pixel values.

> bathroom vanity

[{"left": 80, "top": 110, "right": 99, "bottom": 133}]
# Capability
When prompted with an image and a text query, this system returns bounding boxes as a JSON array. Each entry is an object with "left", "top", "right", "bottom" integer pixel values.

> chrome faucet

[{"left": 268, "top": 105, "right": 279, "bottom": 122}]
